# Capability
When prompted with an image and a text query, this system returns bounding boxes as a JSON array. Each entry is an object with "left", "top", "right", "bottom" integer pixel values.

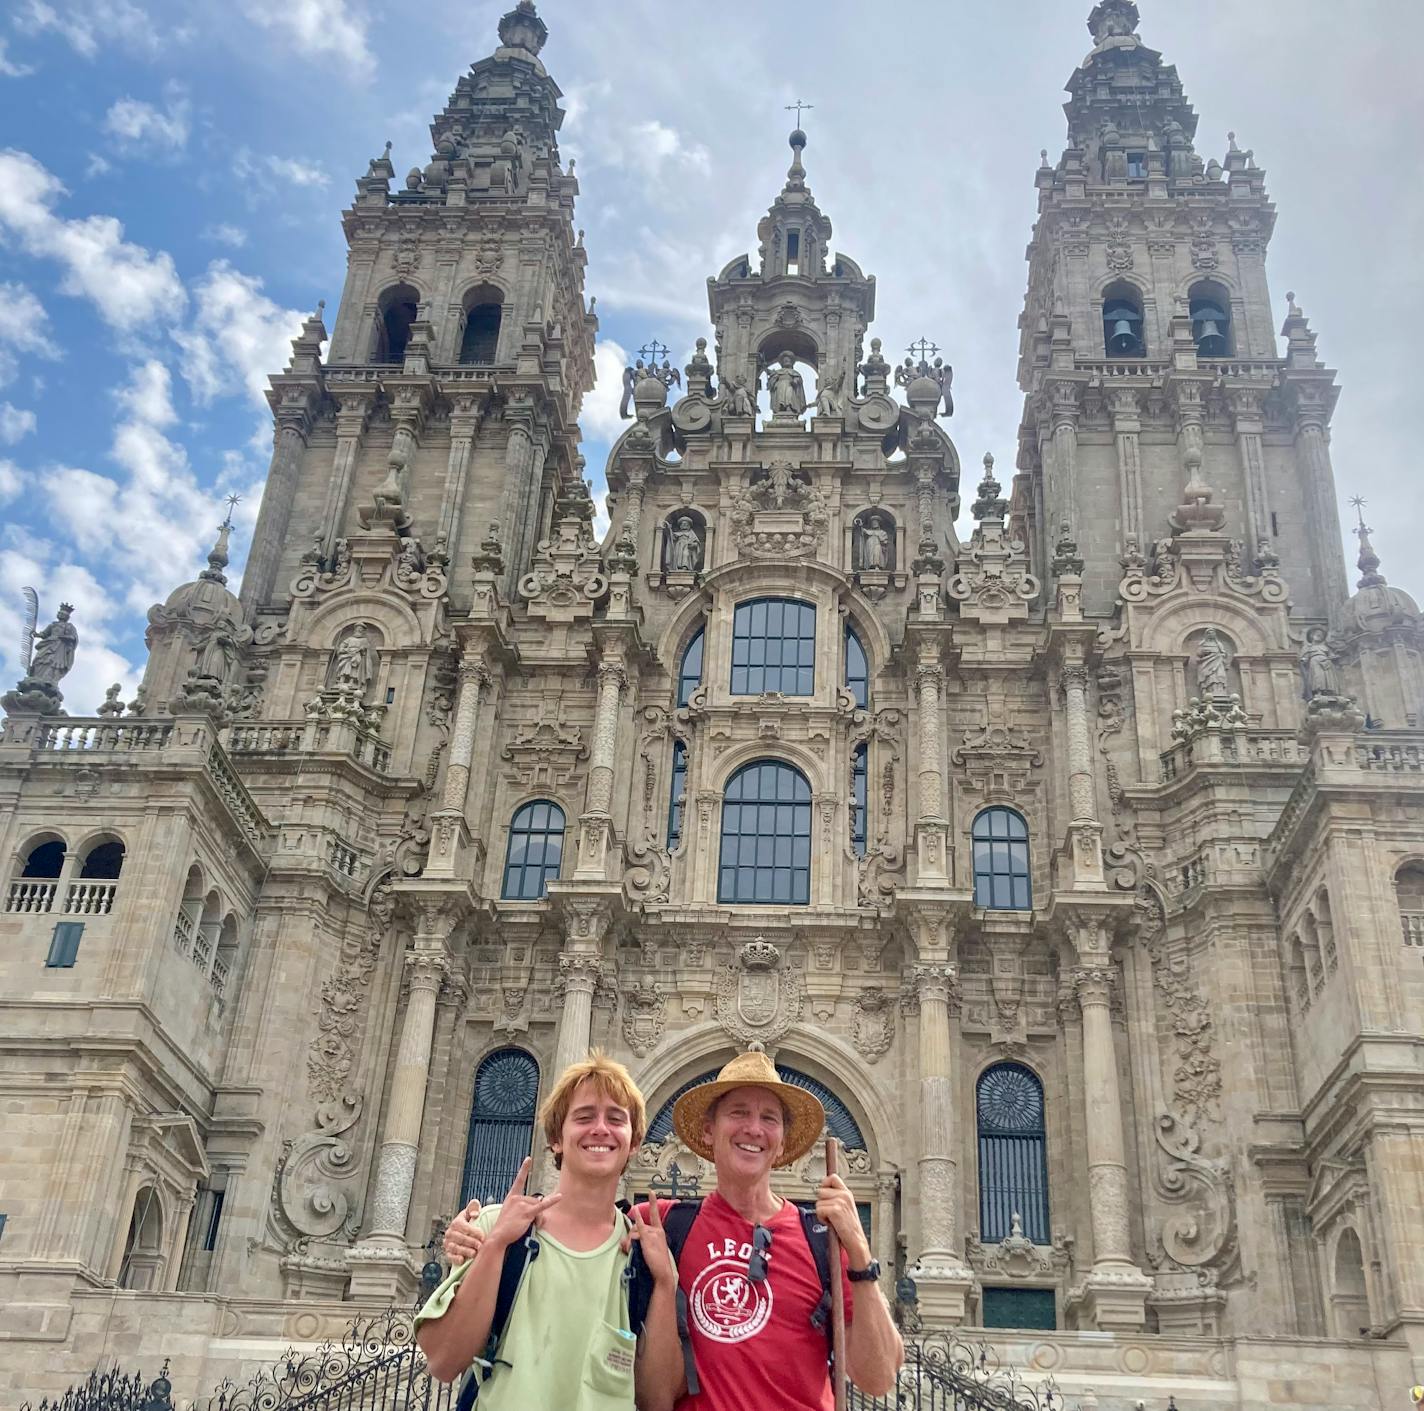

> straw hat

[{"left": 671, "top": 1049, "right": 826, "bottom": 1167}]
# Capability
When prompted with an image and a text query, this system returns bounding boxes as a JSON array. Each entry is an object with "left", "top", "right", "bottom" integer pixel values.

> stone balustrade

[
  {"left": 228, "top": 719, "right": 391, "bottom": 774},
  {"left": 4, "top": 879, "right": 119, "bottom": 915},
  {"left": 1160, "top": 729, "right": 1309, "bottom": 781}
]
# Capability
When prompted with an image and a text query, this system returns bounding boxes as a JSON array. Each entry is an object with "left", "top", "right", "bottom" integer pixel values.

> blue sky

[{"left": 1, "top": 0, "right": 1421, "bottom": 712}]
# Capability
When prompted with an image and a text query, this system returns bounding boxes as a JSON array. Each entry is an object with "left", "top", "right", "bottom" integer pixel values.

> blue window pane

[
  {"left": 717, "top": 760, "right": 812, "bottom": 905},
  {"left": 971, "top": 807, "right": 1032, "bottom": 911},
  {"left": 667, "top": 740, "right": 688, "bottom": 848},
  {"left": 730, "top": 598, "right": 816, "bottom": 696},
  {"left": 678, "top": 628, "right": 704, "bottom": 707},
  {"left": 502, "top": 800, "right": 566, "bottom": 899},
  {"left": 845, "top": 627, "right": 869, "bottom": 709}
]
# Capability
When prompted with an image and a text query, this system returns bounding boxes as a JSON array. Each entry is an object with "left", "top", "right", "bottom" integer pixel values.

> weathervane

[
  {"left": 785, "top": 100, "right": 813, "bottom": 128},
  {"left": 1349, "top": 494, "right": 1369, "bottom": 535},
  {"left": 222, "top": 492, "right": 241, "bottom": 527}
]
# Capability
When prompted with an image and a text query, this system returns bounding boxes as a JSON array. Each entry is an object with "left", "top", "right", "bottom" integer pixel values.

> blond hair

[{"left": 538, "top": 1051, "right": 647, "bottom": 1166}]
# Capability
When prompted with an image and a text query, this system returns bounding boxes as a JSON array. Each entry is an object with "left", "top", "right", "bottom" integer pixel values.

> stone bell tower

[
  {"left": 1015, "top": 0, "right": 1348, "bottom": 619},
  {"left": 239, "top": 0, "right": 596, "bottom": 618}
]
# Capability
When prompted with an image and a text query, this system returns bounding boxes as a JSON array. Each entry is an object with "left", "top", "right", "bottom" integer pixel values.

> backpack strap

[
  {"left": 798, "top": 1206, "right": 837, "bottom": 1372},
  {"left": 453, "top": 1223, "right": 539, "bottom": 1411},
  {"left": 652, "top": 1199, "right": 704, "bottom": 1398}
]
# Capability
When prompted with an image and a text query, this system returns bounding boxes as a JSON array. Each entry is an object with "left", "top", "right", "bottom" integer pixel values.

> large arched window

[
  {"left": 461, "top": 1049, "right": 539, "bottom": 1207},
  {"left": 373, "top": 284, "right": 419, "bottom": 364},
  {"left": 977, "top": 1063, "right": 1050, "bottom": 1244},
  {"left": 1395, "top": 863, "right": 1424, "bottom": 948},
  {"left": 459, "top": 302, "right": 502, "bottom": 364},
  {"left": 730, "top": 598, "right": 815, "bottom": 696},
  {"left": 971, "top": 807, "right": 1031, "bottom": 911},
  {"left": 501, "top": 800, "right": 565, "bottom": 900},
  {"left": 849, "top": 743, "right": 867, "bottom": 857},
  {"left": 844, "top": 623, "right": 868, "bottom": 709},
  {"left": 717, "top": 760, "right": 811, "bottom": 904},
  {"left": 645, "top": 1064, "right": 865, "bottom": 1150},
  {"left": 677, "top": 626, "right": 704, "bottom": 707}
]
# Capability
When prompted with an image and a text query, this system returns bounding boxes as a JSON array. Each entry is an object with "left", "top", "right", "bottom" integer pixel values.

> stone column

[
  {"left": 318, "top": 393, "right": 373, "bottom": 559},
  {"left": 552, "top": 952, "right": 602, "bottom": 1078},
  {"left": 875, "top": 1170, "right": 898, "bottom": 1296},
  {"left": 1061, "top": 660, "right": 1105, "bottom": 887},
  {"left": 498, "top": 418, "right": 535, "bottom": 595},
  {"left": 575, "top": 658, "right": 626, "bottom": 880},
  {"left": 1292, "top": 395, "right": 1351, "bottom": 610},
  {"left": 913, "top": 659, "right": 949, "bottom": 884},
  {"left": 1070, "top": 964, "right": 1150, "bottom": 1329},
  {"left": 240, "top": 410, "right": 310, "bottom": 615},
  {"left": 1226, "top": 385, "right": 1273, "bottom": 565},
  {"left": 1108, "top": 388, "right": 1143, "bottom": 549},
  {"left": 425, "top": 660, "right": 486, "bottom": 879},
  {"left": 1048, "top": 383, "right": 1080, "bottom": 540},
  {"left": 436, "top": 394, "right": 484, "bottom": 548},
  {"left": 905, "top": 907, "right": 974, "bottom": 1324}
]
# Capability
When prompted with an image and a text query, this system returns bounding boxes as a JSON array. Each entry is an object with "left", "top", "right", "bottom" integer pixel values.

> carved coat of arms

[{"left": 714, "top": 938, "right": 803, "bottom": 1045}]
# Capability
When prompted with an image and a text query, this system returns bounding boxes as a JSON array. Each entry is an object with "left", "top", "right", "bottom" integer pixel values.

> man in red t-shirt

[{"left": 631, "top": 1050, "right": 902, "bottom": 1411}]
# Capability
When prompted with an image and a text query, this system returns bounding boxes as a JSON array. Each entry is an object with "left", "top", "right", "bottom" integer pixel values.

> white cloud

[
  {"left": 581, "top": 338, "right": 631, "bottom": 443},
  {"left": 232, "top": 149, "right": 332, "bottom": 194},
  {"left": 0, "top": 39, "right": 35, "bottom": 77},
  {"left": 0, "top": 459, "right": 22, "bottom": 502},
  {"left": 102, "top": 87, "right": 190, "bottom": 155},
  {"left": 0, "top": 281, "right": 59, "bottom": 385},
  {"left": 0, "top": 403, "right": 37, "bottom": 443},
  {"left": 84, "top": 152, "right": 112, "bottom": 178},
  {"left": 239, "top": 0, "right": 373, "bottom": 79},
  {"left": 626, "top": 121, "right": 711, "bottom": 178},
  {"left": 13, "top": 0, "right": 171, "bottom": 60},
  {"left": 0, "top": 148, "right": 186, "bottom": 330},
  {"left": 172, "top": 260, "right": 304, "bottom": 406},
  {"left": 263, "top": 156, "right": 330, "bottom": 187},
  {"left": 202, "top": 222, "right": 247, "bottom": 248}
]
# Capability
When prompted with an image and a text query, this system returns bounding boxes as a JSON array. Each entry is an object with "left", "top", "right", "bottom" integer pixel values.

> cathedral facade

[{"left": 2, "top": 2, "right": 1423, "bottom": 1407}]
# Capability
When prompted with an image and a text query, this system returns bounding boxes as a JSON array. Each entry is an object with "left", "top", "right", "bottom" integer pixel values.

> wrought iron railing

[
  {"left": 850, "top": 1334, "right": 1066, "bottom": 1410},
  {"left": 19, "top": 1361, "right": 172, "bottom": 1411}
]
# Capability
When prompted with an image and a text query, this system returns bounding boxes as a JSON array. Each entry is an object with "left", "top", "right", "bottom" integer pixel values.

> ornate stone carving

[
  {"left": 270, "top": 1094, "right": 364, "bottom": 1250},
  {"left": 621, "top": 978, "right": 665, "bottom": 1056},
  {"left": 851, "top": 987, "right": 895, "bottom": 1062},
  {"left": 965, "top": 1213, "right": 1074, "bottom": 1280},
  {"left": 501, "top": 713, "right": 588, "bottom": 787},
  {"left": 518, "top": 498, "right": 608, "bottom": 623},
  {"left": 308, "top": 881, "right": 392, "bottom": 1101},
  {"left": 730, "top": 464, "right": 829, "bottom": 560},
  {"left": 714, "top": 937, "right": 804, "bottom": 1046}
]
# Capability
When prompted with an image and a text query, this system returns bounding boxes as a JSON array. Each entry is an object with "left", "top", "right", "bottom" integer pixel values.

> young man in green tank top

[{"left": 417, "top": 1053, "right": 679, "bottom": 1410}]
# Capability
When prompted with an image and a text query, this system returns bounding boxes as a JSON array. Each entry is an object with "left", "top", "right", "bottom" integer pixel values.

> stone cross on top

[{"left": 784, "top": 100, "right": 813, "bottom": 128}]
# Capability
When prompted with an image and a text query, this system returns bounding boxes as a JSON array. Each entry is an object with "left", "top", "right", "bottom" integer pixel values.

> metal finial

[
  {"left": 1349, "top": 494, "right": 1368, "bottom": 531},
  {"left": 907, "top": 337, "right": 941, "bottom": 365},
  {"left": 785, "top": 99, "right": 814, "bottom": 127},
  {"left": 221, "top": 493, "right": 241, "bottom": 529}
]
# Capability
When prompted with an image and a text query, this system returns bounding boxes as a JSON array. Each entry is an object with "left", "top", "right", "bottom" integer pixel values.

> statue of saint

[
  {"left": 1299, "top": 630, "right": 1340, "bottom": 700},
  {"left": 814, "top": 366, "right": 844, "bottom": 418},
  {"left": 668, "top": 517, "right": 702, "bottom": 573},
  {"left": 331, "top": 623, "right": 376, "bottom": 699},
  {"left": 1195, "top": 627, "right": 1231, "bottom": 697},
  {"left": 858, "top": 515, "right": 890, "bottom": 572},
  {"left": 191, "top": 626, "right": 235, "bottom": 683},
  {"left": 766, "top": 352, "right": 806, "bottom": 417},
  {"left": 29, "top": 603, "right": 78, "bottom": 685},
  {"left": 722, "top": 375, "right": 755, "bottom": 418}
]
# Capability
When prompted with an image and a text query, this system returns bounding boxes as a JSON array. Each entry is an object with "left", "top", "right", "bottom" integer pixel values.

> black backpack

[{"left": 453, "top": 1199, "right": 837, "bottom": 1409}]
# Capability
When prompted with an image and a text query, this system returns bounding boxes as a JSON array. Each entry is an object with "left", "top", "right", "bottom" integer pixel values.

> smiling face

[
  {"left": 552, "top": 1075, "right": 634, "bottom": 1179},
  {"left": 703, "top": 1084, "right": 788, "bottom": 1180}
]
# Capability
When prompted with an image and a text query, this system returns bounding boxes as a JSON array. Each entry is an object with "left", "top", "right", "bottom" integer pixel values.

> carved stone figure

[
  {"left": 668, "top": 516, "right": 703, "bottom": 573},
  {"left": 1299, "top": 630, "right": 1340, "bottom": 700},
  {"left": 28, "top": 603, "right": 78, "bottom": 685},
  {"left": 814, "top": 365, "right": 844, "bottom": 418},
  {"left": 766, "top": 352, "right": 806, "bottom": 417},
  {"left": 1195, "top": 628, "right": 1231, "bottom": 697},
  {"left": 331, "top": 624, "right": 376, "bottom": 700},
  {"left": 722, "top": 375, "right": 755, "bottom": 418},
  {"left": 857, "top": 514, "right": 890, "bottom": 572}
]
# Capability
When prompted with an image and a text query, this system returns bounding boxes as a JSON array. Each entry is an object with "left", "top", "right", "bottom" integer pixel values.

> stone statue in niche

[
  {"left": 766, "top": 352, "right": 806, "bottom": 417},
  {"left": 855, "top": 514, "right": 892, "bottom": 572},
  {"left": 1195, "top": 628, "right": 1231, "bottom": 697},
  {"left": 330, "top": 623, "right": 377, "bottom": 701},
  {"left": 814, "top": 366, "right": 845, "bottom": 418},
  {"left": 667, "top": 516, "right": 703, "bottom": 573},
  {"left": 721, "top": 375, "right": 755, "bottom": 418},
  {"left": 1299, "top": 628, "right": 1341, "bottom": 700}
]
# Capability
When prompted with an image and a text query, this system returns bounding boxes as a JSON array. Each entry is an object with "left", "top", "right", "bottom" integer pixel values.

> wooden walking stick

[{"left": 826, "top": 1136, "right": 848, "bottom": 1411}]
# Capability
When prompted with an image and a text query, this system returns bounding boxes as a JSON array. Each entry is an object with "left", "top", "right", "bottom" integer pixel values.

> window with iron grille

[
  {"left": 666, "top": 740, "right": 689, "bottom": 849},
  {"left": 844, "top": 623, "right": 868, "bottom": 708},
  {"left": 976, "top": 1062, "right": 1050, "bottom": 1244},
  {"left": 971, "top": 807, "right": 1031, "bottom": 910},
  {"left": 461, "top": 1049, "right": 540, "bottom": 1207},
  {"left": 730, "top": 598, "right": 815, "bottom": 696},
  {"left": 677, "top": 626, "right": 704, "bottom": 707},
  {"left": 982, "top": 1286, "right": 1056, "bottom": 1330},
  {"left": 717, "top": 760, "right": 811, "bottom": 904},
  {"left": 501, "top": 800, "right": 565, "bottom": 900}
]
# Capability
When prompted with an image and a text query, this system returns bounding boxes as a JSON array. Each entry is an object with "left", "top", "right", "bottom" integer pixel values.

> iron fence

[{"left": 18, "top": 1362, "right": 172, "bottom": 1411}]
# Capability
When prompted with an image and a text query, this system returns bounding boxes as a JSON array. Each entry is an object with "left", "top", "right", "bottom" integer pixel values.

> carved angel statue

[
  {"left": 28, "top": 602, "right": 78, "bottom": 685},
  {"left": 668, "top": 517, "right": 703, "bottom": 573},
  {"left": 331, "top": 623, "right": 377, "bottom": 700},
  {"left": 1299, "top": 629, "right": 1340, "bottom": 700},
  {"left": 721, "top": 375, "right": 755, "bottom": 418},
  {"left": 857, "top": 514, "right": 890, "bottom": 572},
  {"left": 1195, "top": 628, "right": 1231, "bottom": 697},
  {"left": 814, "top": 365, "right": 844, "bottom": 418},
  {"left": 766, "top": 352, "right": 806, "bottom": 416},
  {"left": 396, "top": 536, "right": 425, "bottom": 581},
  {"left": 618, "top": 361, "right": 641, "bottom": 419}
]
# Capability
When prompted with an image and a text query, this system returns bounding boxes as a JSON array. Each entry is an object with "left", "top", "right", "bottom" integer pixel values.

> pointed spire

[
  {"left": 200, "top": 494, "right": 240, "bottom": 584},
  {"left": 785, "top": 126, "right": 807, "bottom": 191},
  {"left": 1351, "top": 496, "right": 1387, "bottom": 589}
]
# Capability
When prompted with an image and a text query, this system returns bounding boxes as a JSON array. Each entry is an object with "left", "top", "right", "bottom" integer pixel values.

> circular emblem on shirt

[{"left": 688, "top": 1256, "right": 773, "bottom": 1343}]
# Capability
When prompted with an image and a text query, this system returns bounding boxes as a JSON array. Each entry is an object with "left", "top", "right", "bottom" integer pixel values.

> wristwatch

[{"left": 847, "top": 1258, "right": 881, "bottom": 1283}]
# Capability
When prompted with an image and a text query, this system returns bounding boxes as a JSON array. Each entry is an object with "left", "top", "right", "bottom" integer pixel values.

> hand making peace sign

[
  {"left": 628, "top": 1195, "right": 678, "bottom": 1290},
  {"left": 486, "top": 1157, "right": 563, "bottom": 1253}
]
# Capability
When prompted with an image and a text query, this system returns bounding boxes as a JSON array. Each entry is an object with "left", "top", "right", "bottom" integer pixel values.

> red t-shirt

[{"left": 640, "top": 1192, "right": 854, "bottom": 1411}]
